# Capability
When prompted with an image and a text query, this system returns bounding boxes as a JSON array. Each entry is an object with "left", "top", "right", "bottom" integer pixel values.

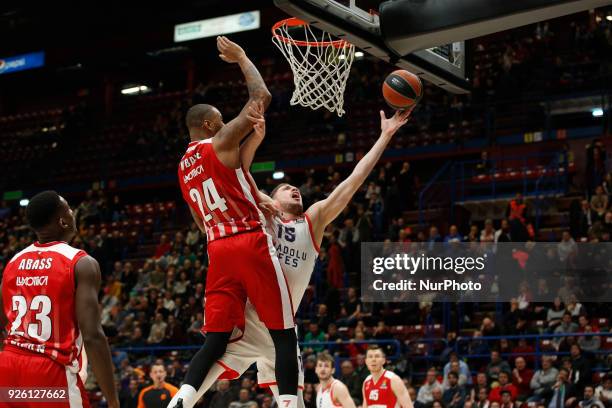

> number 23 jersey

[
  {"left": 178, "top": 139, "right": 265, "bottom": 242},
  {"left": 2, "top": 241, "right": 87, "bottom": 371}
]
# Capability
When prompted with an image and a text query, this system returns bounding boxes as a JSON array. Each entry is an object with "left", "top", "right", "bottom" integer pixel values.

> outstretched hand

[
  {"left": 217, "top": 36, "right": 247, "bottom": 64},
  {"left": 246, "top": 101, "right": 265, "bottom": 138},
  {"left": 257, "top": 194, "right": 279, "bottom": 218},
  {"left": 380, "top": 107, "right": 413, "bottom": 137}
]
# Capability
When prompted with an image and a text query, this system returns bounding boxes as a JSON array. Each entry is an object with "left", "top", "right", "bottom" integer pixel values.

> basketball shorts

[
  {"left": 216, "top": 305, "right": 304, "bottom": 389},
  {"left": 0, "top": 348, "right": 90, "bottom": 408},
  {"left": 204, "top": 230, "right": 295, "bottom": 333}
]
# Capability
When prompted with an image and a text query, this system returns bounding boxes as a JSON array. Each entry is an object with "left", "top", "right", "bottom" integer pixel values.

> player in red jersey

[
  {"left": 171, "top": 36, "right": 298, "bottom": 408},
  {"left": 363, "top": 345, "right": 413, "bottom": 408},
  {"left": 0, "top": 191, "right": 119, "bottom": 408}
]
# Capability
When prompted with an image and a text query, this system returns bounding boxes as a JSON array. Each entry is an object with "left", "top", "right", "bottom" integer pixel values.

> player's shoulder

[
  {"left": 364, "top": 374, "right": 373, "bottom": 384},
  {"left": 384, "top": 370, "right": 400, "bottom": 380},
  {"left": 10, "top": 241, "right": 84, "bottom": 264}
]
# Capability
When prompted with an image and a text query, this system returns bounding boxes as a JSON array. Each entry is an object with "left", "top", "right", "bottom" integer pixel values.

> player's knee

[
  {"left": 204, "top": 332, "right": 231, "bottom": 358},
  {"left": 269, "top": 328, "right": 298, "bottom": 354}
]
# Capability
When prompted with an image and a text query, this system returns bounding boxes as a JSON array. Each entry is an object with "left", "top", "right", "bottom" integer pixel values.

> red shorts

[
  {"left": 0, "top": 348, "right": 90, "bottom": 408},
  {"left": 204, "top": 230, "right": 294, "bottom": 332}
]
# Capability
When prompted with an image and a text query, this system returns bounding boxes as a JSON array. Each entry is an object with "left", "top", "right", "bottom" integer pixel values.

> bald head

[{"left": 186, "top": 104, "right": 223, "bottom": 136}]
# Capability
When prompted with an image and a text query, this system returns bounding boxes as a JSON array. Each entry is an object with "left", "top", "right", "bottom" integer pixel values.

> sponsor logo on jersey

[
  {"left": 183, "top": 165, "right": 204, "bottom": 183},
  {"left": 16, "top": 276, "right": 49, "bottom": 287},
  {"left": 380, "top": 381, "right": 388, "bottom": 389},
  {"left": 17, "top": 258, "right": 53, "bottom": 270}
]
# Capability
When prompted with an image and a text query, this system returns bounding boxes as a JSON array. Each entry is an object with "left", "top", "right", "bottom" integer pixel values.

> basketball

[{"left": 382, "top": 70, "right": 423, "bottom": 110}]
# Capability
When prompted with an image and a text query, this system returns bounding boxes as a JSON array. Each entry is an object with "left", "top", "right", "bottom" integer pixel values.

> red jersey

[
  {"left": 2, "top": 241, "right": 86, "bottom": 371},
  {"left": 363, "top": 370, "right": 399, "bottom": 408},
  {"left": 178, "top": 139, "right": 265, "bottom": 242}
]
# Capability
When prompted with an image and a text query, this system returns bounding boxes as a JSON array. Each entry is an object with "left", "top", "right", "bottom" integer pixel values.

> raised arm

[
  {"left": 391, "top": 374, "right": 414, "bottom": 408},
  {"left": 240, "top": 101, "right": 266, "bottom": 170},
  {"left": 213, "top": 36, "right": 272, "bottom": 157},
  {"left": 75, "top": 256, "right": 119, "bottom": 408},
  {"left": 306, "top": 109, "right": 412, "bottom": 243}
]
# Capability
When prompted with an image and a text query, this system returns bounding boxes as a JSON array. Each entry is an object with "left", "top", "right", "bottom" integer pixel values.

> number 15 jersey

[{"left": 178, "top": 139, "right": 265, "bottom": 242}]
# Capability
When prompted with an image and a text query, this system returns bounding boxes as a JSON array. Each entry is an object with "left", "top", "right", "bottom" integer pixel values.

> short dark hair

[
  {"left": 367, "top": 344, "right": 385, "bottom": 355},
  {"left": 448, "top": 372, "right": 459, "bottom": 380},
  {"left": 185, "top": 104, "right": 216, "bottom": 130},
  {"left": 26, "top": 191, "right": 62, "bottom": 229},
  {"left": 270, "top": 183, "right": 290, "bottom": 198}
]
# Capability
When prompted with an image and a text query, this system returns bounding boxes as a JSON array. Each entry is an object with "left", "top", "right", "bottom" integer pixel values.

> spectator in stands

[
  {"left": 442, "top": 361, "right": 468, "bottom": 390},
  {"left": 336, "top": 287, "right": 362, "bottom": 327},
  {"left": 417, "top": 368, "right": 443, "bottom": 405},
  {"left": 500, "top": 389, "right": 517, "bottom": 408},
  {"left": 427, "top": 226, "right": 443, "bottom": 249},
  {"left": 487, "top": 350, "right": 511, "bottom": 382},
  {"left": 154, "top": 234, "right": 172, "bottom": 259},
  {"left": 555, "top": 312, "right": 579, "bottom": 336},
  {"left": 512, "top": 357, "right": 534, "bottom": 401},
  {"left": 595, "top": 374, "right": 611, "bottom": 407},
  {"left": 570, "top": 344, "right": 592, "bottom": 394},
  {"left": 481, "top": 219, "right": 496, "bottom": 243},
  {"left": 547, "top": 297, "right": 566, "bottom": 332},
  {"left": 558, "top": 231, "right": 578, "bottom": 263},
  {"left": 209, "top": 380, "right": 236, "bottom": 408},
  {"left": 512, "top": 339, "right": 535, "bottom": 365},
  {"left": 495, "top": 220, "right": 512, "bottom": 243},
  {"left": 591, "top": 186, "right": 608, "bottom": 219},
  {"left": 120, "top": 378, "right": 141, "bottom": 408},
  {"left": 444, "top": 225, "right": 462, "bottom": 243},
  {"left": 475, "top": 387, "right": 491, "bottom": 408},
  {"left": 578, "top": 325, "right": 601, "bottom": 353},
  {"left": 471, "top": 373, "right": 490, "bottom": 402},
  {"left": 147, "top": 313, "right": 167, "bottom": 344},
  {"left": 579, "top": 385, "right": 605, "bottom": 408},
  {"left": 566, "top": 294, "right": 585, "bottom": 317},
  {"left": 481, "top": 318, "right": 501, "bottom": 338},
  {"left": 408, "top": 387, "right": 423, "bottom": 408},
  {"left": 229, "top": 388, "right": 255, "bottom": 408},
  {"left": 443, "top": 372, "right": 467, "bottom": 408},
  {"left": 529, "top": 356, "right": 559, "bottom": 402},
  {"left": 339, "top": 360, "right": 362, "bottom": 405},
  {"left": 548, "top": 368, "right": 578, "bottom": 408},
  {"left": 469, "top": 331, "right": 491, "bottom": 356},
  {"left": 443, "top": 352, "right": 472, "bottom": 386},
  {"left": 304, "top": 322, "right": 326, "bottom": 353},
  {"left": 489, "top": 372, "right": 518, "bottom": 403},
  {"left": 579, "top": 200, "right": 595, "bottom": 238}
]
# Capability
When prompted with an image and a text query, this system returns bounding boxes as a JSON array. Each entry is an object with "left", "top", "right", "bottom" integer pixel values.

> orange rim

[{"left": 272, "top": 17, "right": 351, "bottom": 49}]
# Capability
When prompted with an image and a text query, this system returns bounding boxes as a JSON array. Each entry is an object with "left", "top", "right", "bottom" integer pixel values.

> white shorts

[{"left": 216, "top": 302, "right": 304, "bottom": 388}]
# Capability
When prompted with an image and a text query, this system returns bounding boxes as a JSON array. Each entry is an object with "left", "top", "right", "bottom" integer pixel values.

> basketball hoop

[{"left": 272, "top": 18, "right": 355, "bottom": 116}]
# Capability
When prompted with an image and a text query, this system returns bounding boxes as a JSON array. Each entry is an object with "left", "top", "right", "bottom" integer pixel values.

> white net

[{"left": 272, "top": 19, "right": 355, "bottom": 117}]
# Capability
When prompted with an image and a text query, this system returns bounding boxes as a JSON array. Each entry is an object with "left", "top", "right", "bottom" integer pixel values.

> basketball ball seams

[
  {"left": 384, "top": 74, "right": 418, "bottom": 100},
  {"left": 382, "top": 84, "right": 416, "bottom": 108}
]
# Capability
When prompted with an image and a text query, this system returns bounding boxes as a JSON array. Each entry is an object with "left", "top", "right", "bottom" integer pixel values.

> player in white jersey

[
  {"left": 168, "top": 106, "right": 413, "bottom": 408},
  {"left": 316, "top": 352, "right": 357, "bottom": 408}
]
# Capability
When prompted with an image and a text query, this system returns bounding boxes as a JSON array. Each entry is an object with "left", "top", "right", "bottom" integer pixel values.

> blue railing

[
  {"left": 115, "top": 339, "right": 402, "bottom": 373},
  {"left": 113, "top": 332, "right": 609, "bottom": 377}
]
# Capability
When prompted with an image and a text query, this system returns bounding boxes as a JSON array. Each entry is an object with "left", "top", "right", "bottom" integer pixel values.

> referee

[{"left": 138, "top": 364, "right": 179, "bottom": 408}]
